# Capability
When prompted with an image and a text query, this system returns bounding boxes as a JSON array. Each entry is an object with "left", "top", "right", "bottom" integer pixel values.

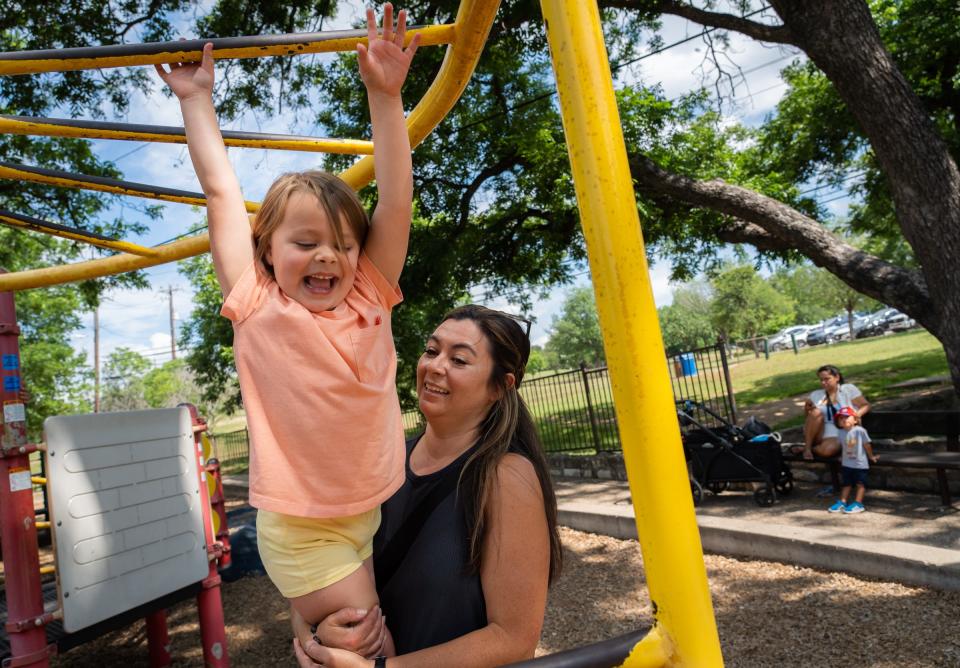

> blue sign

[
  {"left": 3, "top": 376, "right": 20, "bottom": 391},
  {"left": 2, "top": 355, "right": 18, "bottom": 370}
]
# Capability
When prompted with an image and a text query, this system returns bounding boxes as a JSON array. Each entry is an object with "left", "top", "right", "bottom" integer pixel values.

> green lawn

[{"left": 729, "top": 329, "right": 948, "bottom": 406}]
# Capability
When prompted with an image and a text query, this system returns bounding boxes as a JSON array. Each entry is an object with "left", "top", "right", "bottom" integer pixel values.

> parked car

[
  {"left": 827, "top": 321, "right": 853, "bottom": 343},
  {"left": 886, "top": 313, "right": 917, "bottom": 332},
  {"left": 806, "top": 325, "right": 829, "bottom": 346},
  {"left": 854, "top": 314, "right": 887, "bottom": 339},
  {"left": 767, "top": 325, "right": 811, "bottom": 351}
]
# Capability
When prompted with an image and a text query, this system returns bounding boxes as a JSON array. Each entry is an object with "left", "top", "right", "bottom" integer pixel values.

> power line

[{"left": 446, "top": 6, "right": 774, "bottom": 140}]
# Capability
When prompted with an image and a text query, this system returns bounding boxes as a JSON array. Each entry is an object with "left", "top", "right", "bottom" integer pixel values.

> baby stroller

[{"left": 676, "top": 399, "right": 793, "bottom": 507}]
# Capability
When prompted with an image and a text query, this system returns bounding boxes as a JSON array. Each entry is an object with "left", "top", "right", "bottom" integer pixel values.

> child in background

[
  {"left": 156, "top": 4, "right": 420, "bottom": 657},
  {"left": 828, "top": 406, "right": 879, "bottom": 514}
]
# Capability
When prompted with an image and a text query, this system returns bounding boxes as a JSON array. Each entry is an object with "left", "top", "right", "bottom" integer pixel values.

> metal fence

[
  {"left": 208, "top": 342, "right": 737, "bottom": 460},
  {"left": 209, "top": 428, "right": 250, "bottom": 464}
]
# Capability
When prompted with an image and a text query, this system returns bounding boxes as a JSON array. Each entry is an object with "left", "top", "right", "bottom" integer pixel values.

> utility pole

[
  {"left": 165, "top": 286, "right": 180, "bottom": 360},
  {"left": 94, "top": 305, "right": 100, "bottom": 413}
]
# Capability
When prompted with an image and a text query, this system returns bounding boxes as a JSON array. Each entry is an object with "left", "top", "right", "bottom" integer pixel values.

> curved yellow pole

[
  {"left": 540, "top": 1, "right": 723, "bottom": 665},
  {"left": 0, "top": 0, "right": 503, "bottom": 291}
]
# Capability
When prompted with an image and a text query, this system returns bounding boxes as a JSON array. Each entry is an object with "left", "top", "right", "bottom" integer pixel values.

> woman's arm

[
  {"left": 851, "top": 393, "right": 871, "bottom": 418},
  {"left": 299, "top": 453, "right": 552, "bottom": 668},
  {"left": 357, "top": 4, "right": 420, "bottom": 287},
  {"left": 155, "top": 43, "right": 253, "bottom": 296}
]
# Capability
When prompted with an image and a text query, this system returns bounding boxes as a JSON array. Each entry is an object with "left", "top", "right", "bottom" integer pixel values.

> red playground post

[
  {"left": 185, "top": 405, "right": 230, "bottom": 667},
  {"left": 0, "top": 278, "right": 52, "bottom": 667}
]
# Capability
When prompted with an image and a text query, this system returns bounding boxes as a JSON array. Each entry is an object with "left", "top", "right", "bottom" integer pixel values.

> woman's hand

[
  {"left": 155, "top": 41, "right": 215, "bottom": 102},
  {"left": 803, "top": 399, "right": 816, "bottom": 415},
  {"left": 314, "top": 606, "right": 386, "bottom": 658},
  {"left": 294, "top": 638, "right": 374, "bottom": 668},
  {"left": 357, "top": 3, "right": 421, "bottom": 99}
]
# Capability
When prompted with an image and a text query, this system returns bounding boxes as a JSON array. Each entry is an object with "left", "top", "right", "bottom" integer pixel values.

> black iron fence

[
  {"left": 209, "top": 342, "right": 737, "bottom": 461},
  {"left": 209, "top": 428, "right": 250, "bottom": 464}
]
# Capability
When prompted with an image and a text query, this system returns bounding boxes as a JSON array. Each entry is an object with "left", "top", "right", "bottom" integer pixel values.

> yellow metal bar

[
  {"left": 622, "top": 626, "right": 672, "bottom": 667},
  {"left": 0, "top": 162, "right": 259, "bottom": 214},
  {"left": 31, "top": 476, "right": 46, "bottom": 485},
  {"left": 0, "top": 212, "right": 159, "bottom": 257},
  {"left": 35, "top": 521, "right": 51, "bottom": 530},
  {"left": 0, "top": 0, "right": 503, "bottom": 291},
  {"left": 0, "top": 234, "right": 212, "bottom": 290},
  {"left": 0, "top": 25, "right": 455, "bottom": 77},
  {"left": 340, "top": 0, "right": 502, "bottom": 189},
  {"left": 540, "top": 2, "right": 723, "bottom": 666},
  {"left": 0, "top": 115, "right": 374, "bottom": 155}
]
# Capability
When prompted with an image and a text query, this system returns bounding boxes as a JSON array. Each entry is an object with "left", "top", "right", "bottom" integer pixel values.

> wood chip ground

[{"left": 45, "top": 524, "right": 960, "bottom": 667}]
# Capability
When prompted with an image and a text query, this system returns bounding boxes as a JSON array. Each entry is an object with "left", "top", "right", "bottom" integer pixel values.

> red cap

[{"left": 834, "top": 406, "right": 857, "bottom": 426}]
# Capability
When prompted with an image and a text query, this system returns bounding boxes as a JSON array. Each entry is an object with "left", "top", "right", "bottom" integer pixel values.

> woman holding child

[
  {"left": 293, "top": 304, "right": 563, "bottom": 667},
  {"left": 800, "top": 364, "right": 871, "bottom": 460}
]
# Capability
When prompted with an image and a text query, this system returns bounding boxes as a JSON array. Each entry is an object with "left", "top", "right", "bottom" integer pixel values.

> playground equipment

[
  {"left": 0, "top": 0, "right": 724, "bottom": 665},
  {"left": 1, "top": 286, "right": 232, "bottom": 666}
]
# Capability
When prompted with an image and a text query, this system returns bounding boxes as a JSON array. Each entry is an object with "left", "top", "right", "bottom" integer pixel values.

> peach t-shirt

[{"left": 221, "top": 253, "right": 405, "bottom": 518}]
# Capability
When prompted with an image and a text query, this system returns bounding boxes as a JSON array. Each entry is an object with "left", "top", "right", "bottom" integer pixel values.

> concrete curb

[{"left": 558, "top": 501, "right": 960, "bottom": 592}]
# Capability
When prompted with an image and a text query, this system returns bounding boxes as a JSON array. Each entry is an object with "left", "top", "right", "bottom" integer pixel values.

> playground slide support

[
  {"left": 539, "top": 2, "right": 723, "bottom": 665},
  {"left": 184, "top": 405, "right": 230, "bottom": 667},
  {"left": 0, "top": 283, "right": 52, "bottom": 668},
  {"left": 205, "top": 458, "right": 232, "bottom": 570},
  {"left": 145, "top": 611, "right": 172, "bottom": 668}
]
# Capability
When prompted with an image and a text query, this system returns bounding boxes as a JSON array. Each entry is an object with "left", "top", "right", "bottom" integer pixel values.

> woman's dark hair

[
  {"left": 443, "top": 304, "right": 563, "bottom": 584},
  {"left": 817, "top": 364, "right": 845, "bottom": 385}
]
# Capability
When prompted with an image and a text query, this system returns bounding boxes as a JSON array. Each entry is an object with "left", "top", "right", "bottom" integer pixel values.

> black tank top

[{"left": 373, "top": 435, "right": 487, "bottom": 654}]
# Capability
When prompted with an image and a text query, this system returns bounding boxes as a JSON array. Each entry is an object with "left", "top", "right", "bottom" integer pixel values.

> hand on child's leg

[{"left": 290, "top": 564, "right": 394, "bottom": 658}]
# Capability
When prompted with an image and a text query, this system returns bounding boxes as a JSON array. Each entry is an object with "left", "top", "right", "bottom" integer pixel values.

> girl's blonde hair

[{"left": 252, "top": 171, "right": 369, "bottom": 277}]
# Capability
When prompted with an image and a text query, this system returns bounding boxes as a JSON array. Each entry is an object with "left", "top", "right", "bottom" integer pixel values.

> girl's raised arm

[
  {"left": 155, "top": 43, "right": 254, "bottom": 297},
  {"left": 357, "top": 4, "right": 420, "bottom": 288}
]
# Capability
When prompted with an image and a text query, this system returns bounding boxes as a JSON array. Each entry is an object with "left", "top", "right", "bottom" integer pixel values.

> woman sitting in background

[{"left": 799, "top": 364, "right": 870, "bottom": 460}]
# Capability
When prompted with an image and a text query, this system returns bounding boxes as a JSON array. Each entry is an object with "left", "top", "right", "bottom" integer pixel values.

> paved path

[{"left": 555, "top": 478, "right": 960, "bottom": 591}]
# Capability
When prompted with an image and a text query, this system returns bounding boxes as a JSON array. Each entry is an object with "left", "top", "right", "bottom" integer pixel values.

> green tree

[
  {"left": 709, "top": 266, "right": 794, "bottom": 344},
  {"left": 143, "top": 359, "right": 204, "bottom": 411},
  {"left": 100, "top": 348, "right": 152, "bottom": 412},
  {"left": 658, "top": 282, "right": 716, "bottom": 355},
  {"left": 769, "top": 265, "right": 837, "bottom": 326},
  {"left": 526, "top": 346, "right": 547, "bottom": 376},
  {"left": 545, "top": 287, "right": 606, "bottom": 369}
]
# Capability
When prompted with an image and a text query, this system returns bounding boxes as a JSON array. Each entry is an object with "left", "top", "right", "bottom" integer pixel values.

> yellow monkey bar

[
  {"left": 0, "top": 1, "right": 725, "bottom": 664},
  {"left": 0, "top": 210, "right": 159, "bottom": 257},
  {"left": 0, "top": 115, "right": 374, "bottom": 155},
  {"left": 0, "top": 25, "right": 456, "bottom": 77}
]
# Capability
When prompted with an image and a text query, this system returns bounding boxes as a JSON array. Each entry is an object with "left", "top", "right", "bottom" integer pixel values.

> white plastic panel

[{"left": 44, "top": 407, "right": 208, "bottom": 632}]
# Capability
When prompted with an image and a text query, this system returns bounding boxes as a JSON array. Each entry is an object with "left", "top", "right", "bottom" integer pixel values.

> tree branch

[
  {"left": 456, "top": 154, "right": 527, "bottom": 232},
  {"left": 604, "top": 1, "right": 796, "bottom": 45},
  {"left": 629, "top": 152, "right": 935, "bottom": 325}
]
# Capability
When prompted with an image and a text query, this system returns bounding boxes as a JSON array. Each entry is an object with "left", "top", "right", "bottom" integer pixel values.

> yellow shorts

[{"left": 255, "top": 507, "right": 380, "bottom": 599}]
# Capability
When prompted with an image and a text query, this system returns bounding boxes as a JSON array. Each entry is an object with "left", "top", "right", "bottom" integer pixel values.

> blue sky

[{"left": 58, "top": 5, "right": 849, "bottom": 367}]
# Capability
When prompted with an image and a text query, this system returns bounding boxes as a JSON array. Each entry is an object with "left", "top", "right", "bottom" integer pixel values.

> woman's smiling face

[{"left": 417, "top": 318, "right": 500, "bottom": 426}]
